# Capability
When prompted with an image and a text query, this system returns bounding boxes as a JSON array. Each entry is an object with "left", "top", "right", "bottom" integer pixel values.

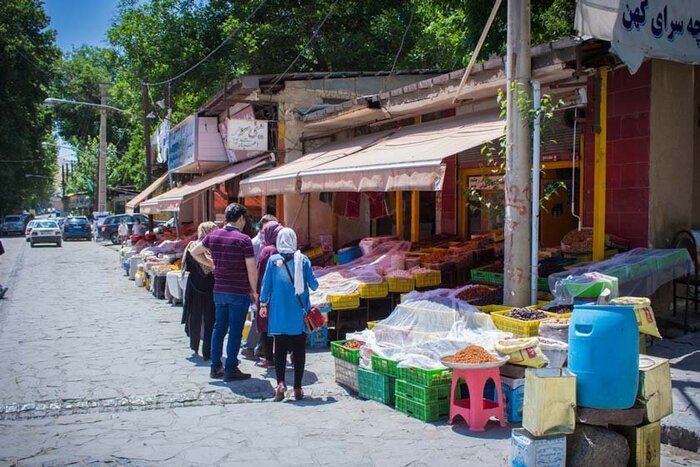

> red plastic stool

[{"left": 449, "top": 367, "right": 506, "bottom": 432}]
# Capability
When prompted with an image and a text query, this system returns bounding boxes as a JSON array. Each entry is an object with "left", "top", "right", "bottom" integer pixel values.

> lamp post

[{"left": 43, "top": 93, "right": 130, "bottom": 214}]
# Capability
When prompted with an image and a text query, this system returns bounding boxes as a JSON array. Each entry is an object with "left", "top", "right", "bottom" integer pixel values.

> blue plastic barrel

[{"left": 568, "top": 304, "right": 639, "bottom": 409}]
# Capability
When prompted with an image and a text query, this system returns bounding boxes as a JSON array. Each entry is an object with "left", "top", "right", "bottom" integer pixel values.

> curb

[{"left": 662, "top": 422, "right": 700, "bottom": 453}]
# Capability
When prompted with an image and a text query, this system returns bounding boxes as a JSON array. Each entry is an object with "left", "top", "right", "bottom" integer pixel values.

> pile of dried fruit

[
  {"left": 455, "top": 285, "right": 502, "bottom": 306},
  {"left": 505, "top": 308, "right": 547, "bottom": 321},
  {"left": 444, "top": 345, "right": 498, "bottom": 364},
  {"left": 343, "top": 340, "right": 363, "bottom": 349},
  {"left": 543, "top": 305, "right": 573, "bottom": 315},
  {"left": 386, "top": 269, "right": 413, "bottom": 279}
]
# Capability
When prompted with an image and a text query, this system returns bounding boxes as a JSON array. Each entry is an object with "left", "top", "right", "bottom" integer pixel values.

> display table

[{"left": 165, "top": 270, "right": 187, "bottom": 303}]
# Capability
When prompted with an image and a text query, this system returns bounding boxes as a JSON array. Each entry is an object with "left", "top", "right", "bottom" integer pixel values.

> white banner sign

[
  {"left": 611, "top": 0, "right": 700, "bottom": 73},
  {"left": 168, "top": 115, "right": 196, "bottom": 171},
  {"left": 226, "top": 119, "right": 268, "bottom": 152}
]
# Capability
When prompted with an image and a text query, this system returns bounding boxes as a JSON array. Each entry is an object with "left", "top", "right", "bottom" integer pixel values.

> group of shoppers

[{"left": 181, "top": 203, "right": 318, "bottom": 401}]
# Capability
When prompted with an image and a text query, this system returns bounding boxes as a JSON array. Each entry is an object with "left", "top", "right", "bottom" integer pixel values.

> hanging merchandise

[
  {"left": 366, "top": 192, "right": 389, "bottom": 220},
  {"left": 333, "top": 192, "right": 361, "bottom": 219}
]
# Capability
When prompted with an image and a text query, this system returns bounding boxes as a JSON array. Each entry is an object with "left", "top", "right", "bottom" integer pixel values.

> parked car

[
  {"left": 99, "top": 214, "right": 164, "bottom": 245},
  {"left": 1, "top": 215, "right": 25, "bottom": 236},
  {"left": 29, "top": 220, "right": 62, "bottom": 247},
  {"left": 24, "top": 220, "right": 37, "bottom": 242},
  {"left": 62, "top": 216, "right": 92, "bottom": 241}
]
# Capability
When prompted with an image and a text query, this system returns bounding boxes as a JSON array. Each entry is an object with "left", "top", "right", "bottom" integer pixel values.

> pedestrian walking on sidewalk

[
  {"left": 181, "top": 221, "right": 218, "bottom": 360},
  {"left": 259, "top": 227, "right": 319, "bottom": 401},
  {"left": 118, "top": 218, "right": 129, "bottom": 246},
  {"left": 253, "top": 220, "right": 283, "bottom": 368},
  {"left": 132, "top": 218, "right": 146, "bottom": 236},
  {"left": 191, "top": 203, "right": 258, "bottom": 381},
  {"left": 241, "top": 214, "right": 278, "bottom": 361}
]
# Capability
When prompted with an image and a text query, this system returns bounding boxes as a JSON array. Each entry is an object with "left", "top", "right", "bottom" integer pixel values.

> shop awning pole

[
  {"left": 592, "top": 67, "right": 608, "bottom": 262},
  {"left": 395, "top": 191, "right": 404, "bottom": 240},
  {"left": 411, "top": 191, "right": 420, "bottom": 243},
  {"left": 531, "top": 80, "right": 541, "bottom": 306}
]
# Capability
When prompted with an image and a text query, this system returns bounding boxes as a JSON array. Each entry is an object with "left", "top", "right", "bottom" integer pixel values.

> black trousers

[
  {"left": 274, "top": 334, "right": 306, "bottom": 389},
  {"left": 189, "top": 307, "right": 214, "bottom": 359},
  {"left": 261, "top": 331, "right": 274, "bottom": 362}
]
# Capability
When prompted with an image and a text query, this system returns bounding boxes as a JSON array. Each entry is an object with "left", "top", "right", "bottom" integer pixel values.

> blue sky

[{"left": 44, "top": 0, "right": 120, "bottom": 51}]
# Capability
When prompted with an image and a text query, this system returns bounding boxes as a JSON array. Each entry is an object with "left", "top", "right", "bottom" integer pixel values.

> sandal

[
  {"left": 294, "top": 388, "right": 304, "bottom": 401},
  {"left": 274, "top": 383, "right": 287, "bottom": 402}
]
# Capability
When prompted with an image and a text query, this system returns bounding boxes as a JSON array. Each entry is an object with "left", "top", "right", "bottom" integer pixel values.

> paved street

[{"left": 0, "top": 237, "right": 698, "bottom": 466}]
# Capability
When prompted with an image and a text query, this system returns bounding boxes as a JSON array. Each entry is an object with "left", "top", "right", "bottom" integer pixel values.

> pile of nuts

[
  {"left": 544, "top": 305, "right": 573, "bottom": 315},
  {"left": 443, "top": 345, "right": 498, "bottom": 364}
]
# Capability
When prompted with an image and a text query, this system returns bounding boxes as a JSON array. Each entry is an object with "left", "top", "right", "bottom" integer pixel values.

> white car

[
  {"left": 24, "top": 220, "right": 37, "bottom": 242},
  {"left": 29, "top": 220, "right": 62, "bottom": 247}
]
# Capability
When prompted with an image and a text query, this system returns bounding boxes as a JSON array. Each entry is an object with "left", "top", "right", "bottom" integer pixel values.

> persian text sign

[
  {"left": 168, "top": 115, "right": 196, "bottom": 171},
  {"left": 226, "top": 119, "right": 268, "bottom": 152},
  {"left": 612, "top": 0, "right": 700, "bottom": 73}
]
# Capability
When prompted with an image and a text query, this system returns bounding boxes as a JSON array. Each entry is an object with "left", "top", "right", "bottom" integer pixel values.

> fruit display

[
  {"left": 543, "top": 304, "right": 573, "bottom": 315},
  {"left": 443, "top": 345, "right": 498, "bottom": 364},
  {"left": 343, "top": 340, "right": 363, "bottom": 349},
  {"left": 505, "top": 308, "right": 547, "bottom": 321},
  {"left": 454, "top": 285, "right": 502, "bottom": 306}
]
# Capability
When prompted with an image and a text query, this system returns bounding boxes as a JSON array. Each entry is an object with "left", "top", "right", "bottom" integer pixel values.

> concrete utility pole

[
  {"left": 503, "top": 0, "right": 532, "bottom": 307},
  {"left": 97, "top": 83, "right": 108, "bottom": 213},
  {"left": 142, "top": 82, "right": 155, "bottom": 231}
]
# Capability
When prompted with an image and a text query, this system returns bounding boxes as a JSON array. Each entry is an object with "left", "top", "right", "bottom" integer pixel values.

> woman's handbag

[{"left": 283, "top": 260, "right": 326, "bottom": 332}]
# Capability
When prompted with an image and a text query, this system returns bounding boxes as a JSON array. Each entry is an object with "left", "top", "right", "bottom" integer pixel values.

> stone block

[{"left": 567, "top": 424, "right": 630, "bottom": 467}]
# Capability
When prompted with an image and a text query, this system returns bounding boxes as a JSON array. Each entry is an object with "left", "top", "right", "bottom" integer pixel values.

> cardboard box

[
  {"left": 511, "top": 428, "right": 566, "bottom": 467},
  {"left": 502, "top": 376, "right": 525, "bottom": 423},
  {"left": 638, "top": 355, "right": 672, "bottom": 423},
  {"left": 523, "top": 368, "right": 576, "bottom": 437},
  {"left": 613, "top": 421, "right": 661, "bottom": 467}
]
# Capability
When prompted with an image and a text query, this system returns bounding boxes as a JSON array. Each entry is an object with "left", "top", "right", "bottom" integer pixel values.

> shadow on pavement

[{"left": 450, "top": 420, "right": 512, "bottom": 440}]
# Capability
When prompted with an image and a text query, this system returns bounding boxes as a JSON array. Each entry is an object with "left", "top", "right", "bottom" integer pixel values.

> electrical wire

[
  {"left": 389, "top": 5, "right": 416, "bottom": 75},
  {"left": 144, "top": 0, "right": 268, "bottom": 87},
  {"left": 267, "top": 3, "right": 337, "bottom": 91}
]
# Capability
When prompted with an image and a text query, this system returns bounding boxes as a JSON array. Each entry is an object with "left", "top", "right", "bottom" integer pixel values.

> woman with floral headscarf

[
  {"left": 254, "top": 220, "right": 283, "bottom": 368},
  {"left": 259, "top": 227, "right": 318, "bottom": 401}
]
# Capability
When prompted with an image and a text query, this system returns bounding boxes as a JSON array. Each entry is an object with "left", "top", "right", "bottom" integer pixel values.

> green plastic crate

[
  {"left": 470, "top": 266, "right": 504, "bottom": 286},
  {"left": 397, "top": 366, "right": 452, "bottom": 387},
  {"left": 358, "top": 367, "right": 395, "bottom": 405},
  {"left": 330, "top": 340, "right": 361, "bottom": 365},
  {"left": 371, "top": 355, "right": 399, "bottom": 377},
  {"left": 396, "top": 394, "right": 450, "bottom": 422},
  {"left": 395, "top": 379, "right": 451, "bottom": 404}
]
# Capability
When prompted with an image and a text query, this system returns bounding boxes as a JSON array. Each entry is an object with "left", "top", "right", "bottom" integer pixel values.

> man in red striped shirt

[{"left": 192, "top": 203, "right": 258, "bottom": 381}]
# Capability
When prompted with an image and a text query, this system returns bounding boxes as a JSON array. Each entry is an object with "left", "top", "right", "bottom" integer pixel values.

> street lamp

[{"left": 42, "top": 91, "right": 129, "bottom": 214}]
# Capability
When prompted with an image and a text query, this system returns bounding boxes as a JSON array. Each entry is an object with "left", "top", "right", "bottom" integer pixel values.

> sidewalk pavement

[{"left": 648, "top": 333, "right": 700, "bottom": 452}]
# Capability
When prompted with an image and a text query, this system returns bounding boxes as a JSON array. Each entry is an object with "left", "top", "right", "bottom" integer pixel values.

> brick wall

[{"left": 583, "top": 62, "right": 651, "bottom": 247}]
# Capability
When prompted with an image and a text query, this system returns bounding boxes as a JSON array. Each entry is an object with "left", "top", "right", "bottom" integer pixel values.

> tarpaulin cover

[
  {"left": 548, "top": 248, "right": 694, "bottom": 297},
  {"left": 349, "top": 291, "right": 507, "bottom": 369},
  {"left": 310, "top": 240, "right": 411, "bottom": 306}
]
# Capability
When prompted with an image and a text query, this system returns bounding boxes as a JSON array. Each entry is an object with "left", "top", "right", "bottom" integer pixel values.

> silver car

[
  {"left": 29, "top": 220, "right": 62, "bottom": 247},
  {"left": 1, "top": 215, "right": 25, "bottom": 236}
]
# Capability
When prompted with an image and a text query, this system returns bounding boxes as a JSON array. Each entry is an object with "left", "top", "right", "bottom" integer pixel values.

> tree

[
  {"left": 0, "top": 0, "right": 60, "bottom": 214},
  {"left": 50, "top": 0, "right": 577, "bottom": 193}
]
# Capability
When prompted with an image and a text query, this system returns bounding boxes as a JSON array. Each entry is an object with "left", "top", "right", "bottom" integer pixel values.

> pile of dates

[{"left": 505, "top": 308, "right": 547, "bottom": 321}]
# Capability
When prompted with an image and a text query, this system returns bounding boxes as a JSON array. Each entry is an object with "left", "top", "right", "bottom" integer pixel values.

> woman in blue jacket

[{"left": 259, "top": 227, "right": 319, "bottom": 401}]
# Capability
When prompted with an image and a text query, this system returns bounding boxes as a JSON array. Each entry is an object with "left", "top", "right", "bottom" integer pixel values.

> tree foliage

[
  {"left": 51, "top": 0, "right": 576, "bottom": 193},
  {"left": 0, "top": 0, "right": 60, "bottom": 214}
]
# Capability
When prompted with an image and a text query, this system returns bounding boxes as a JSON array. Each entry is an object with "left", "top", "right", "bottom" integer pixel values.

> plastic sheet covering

[
  {"left": 310, "top": 240, "right": 411, "bottom": 306},
  {"left": 348, "top": 295, "right": 507, "bottom": 369},
  {"left": 551, "top": 272, "right": 619, "bottom": 303},
  {"left": 548, "top": 248, "right": 694, "bottom": 297}
]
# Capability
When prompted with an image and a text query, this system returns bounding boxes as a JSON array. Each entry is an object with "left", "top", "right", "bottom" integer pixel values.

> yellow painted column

[
  {"left": 411, "top": 191, "right": 420, "bottom": 243},
  {"left": 395, "top": 191, "right": 404, "bottom": 240},
  {"left": 592, "top": 67, "right": 608, "bottom": 262}
]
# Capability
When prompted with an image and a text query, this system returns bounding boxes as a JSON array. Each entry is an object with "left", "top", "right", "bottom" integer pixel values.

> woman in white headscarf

[{"left": 259, "top": 227, "right": 319, "bottom": 401}]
